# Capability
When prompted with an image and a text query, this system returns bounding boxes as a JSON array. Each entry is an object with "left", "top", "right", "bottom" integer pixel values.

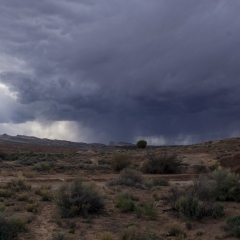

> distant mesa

[
  {"left": 0, "top": 134, "right": 106, "bottom": 149},
  {"left": 109, "top": 141, "right": 135, "bottom": 147}
]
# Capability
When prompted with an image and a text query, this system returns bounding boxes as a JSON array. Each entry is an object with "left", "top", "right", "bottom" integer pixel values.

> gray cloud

[{"left": 1, "top": 0, "right": 240, "bottom": 144}]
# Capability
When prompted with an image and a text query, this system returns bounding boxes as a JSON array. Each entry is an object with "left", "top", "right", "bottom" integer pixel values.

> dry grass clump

[
  {"left": 142, "top": 154, "right": 182, "bottom": 174},
  {"left": 26, "top": 203, "right": 39, "bottom": 213},
  {"left": 107, "top": 169, "right": 143, "bottom": 188},
  {"left": 17, "top": 193, "right": 29, "bottom": 202},
  {"left": 144, "top": 177, "right": 169, "bottom": 188},
  {"left": 167, "top": 222, "right": 185, "bottom": 237},
  {"left": 120, "top": 226, "right": 158, "bottom": 240},
  {"left": 111, "top": 153, "right": 131, "bottom": 172},
  {"left": 35, "top": 185, "right": 53, "bottom": 201},
  {"left": 0, "top": 178, "right": 31, "bottom": 199},
  {"left": 4, "top": 178, "right": 31, "bottom": 192},
  {"left": 56, "top": 178, "right": 104, "bottom": 218},
  {"left": 98, "top": 231, "right": 115, "bottom": 240}
]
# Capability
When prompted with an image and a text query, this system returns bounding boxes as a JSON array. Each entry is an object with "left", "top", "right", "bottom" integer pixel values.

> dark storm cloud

[{"left": 1, "top": 0, "right": 240, "bottom": 144}]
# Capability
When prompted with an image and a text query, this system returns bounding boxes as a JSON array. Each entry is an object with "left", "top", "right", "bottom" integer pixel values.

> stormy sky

[{"left": 0, "top": 0, "right": 240, "bottom": 145}]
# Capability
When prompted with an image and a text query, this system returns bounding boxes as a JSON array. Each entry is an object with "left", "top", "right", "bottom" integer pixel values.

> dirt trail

[{"left": 29, "top": 203, "right": 56, "bottom": 240}]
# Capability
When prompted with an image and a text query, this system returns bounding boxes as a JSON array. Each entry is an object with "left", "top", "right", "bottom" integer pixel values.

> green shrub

[
  {"left": 175, "top": 196, "right": 200, "bottom": 219},
  {"left": 142, "top": 154, "right": 182, "bottom": 174},
  {"left": 171, "top": 177, "right": 220, "bottom": 219},
  {"left": 33, "top": 162, "right": 51, "bottom": 171},
  {"left": 134, "top": 204, "right": 143, "bottom": 218},
  {"left": 137, "top": 140, "right": 147, "bottom": 149},
  {"left": 212, "top": 203, "right": 225, "bottom": 219},
  {"left": 185, "top": 221, "right": 192, "bottom": 230},
  {"left": 68, "top": 229, "right": 75, "bottom": 234},
  {"left": 56, "top": 178, "right": 104, "bottom": 218},
  {"left": 212, "top": 167, "right": 240, "bottom": 201},
  {"left": 116, "top": 190, "right": 135, "bottom": 213},
  {"left": 226, "top": 215, "right": 240, "bottom": 237},
  {"left": 111, "top": 153, "right": 131, "bottom": 172},
  {"left": 107, "top": 169, "right": 143, "bottom": 188},
  {"left": 143, "top": 202, "right": 157, "bottom": 220},
  {"left": 0, "top": 212, "right": 26, "bottom": 240}
]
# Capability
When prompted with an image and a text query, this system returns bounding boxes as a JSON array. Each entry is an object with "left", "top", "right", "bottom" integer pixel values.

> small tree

[{"left": 137, "top": 140, "right": 147, "bottom": 149}]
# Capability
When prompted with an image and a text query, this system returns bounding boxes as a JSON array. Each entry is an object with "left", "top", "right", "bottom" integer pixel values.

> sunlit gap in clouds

[
  {"left": 0, "top": 120, "right": 94, "bottom": 143},
  {"left": 0, "top": 83, "right": 17, "bottom": 99}
]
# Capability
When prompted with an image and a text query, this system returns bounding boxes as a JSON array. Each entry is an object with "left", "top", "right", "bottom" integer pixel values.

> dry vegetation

[{"left": 1, "top": 138, "right": 240, "bottom": 239}]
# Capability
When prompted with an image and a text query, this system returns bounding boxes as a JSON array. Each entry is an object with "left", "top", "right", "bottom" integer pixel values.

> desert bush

[
  {"left": 35, "top": 185, "right": 53, "bottom": 201},
  {"left": 134, "top": 204, "right": 144, "bottom": 218},
  {"left": 56, "top": 178, "right": 104, "bottom": 218},
  {"left": 17, "top": 194, "right": 29, "bottom": 202},
  {"left": 174, "top": 196, "right": 200, "bottom": 219},
  {"left": 212, "top": 203, "right": 225, "bottom": 219},
  {"left": 111, "top": 153, "right": 131, "bottom": 172},
  {"left": 107, "top": 169, "right": 143, "bottom": 188},
  {"left": 0, "top": 212, "right": 26, "bottom": 239},
  {"left": 226, "top": 215, "right": 240, "bottom": 237},
  {"left": 185, "top": 221, "right": 192, "bottom": 230},
  {"left": 144, "top": 178, "right": 169, "bottom": 188},
  {"left": 26, "top": 203, "right": 39, "bottom": 213},
  {"left": 52, "top": 232, "right": 66, "bottom": 240},
  {"left": 143, "top": 202, "right": 157, "bottom": 220},
  {"left": 99, "top": 231, "right": 114, "bottom": 240},
  {"left": 211, "top": 167, "right": 240, "bottom": 201},
  {"left": 137, "top": 140, "right": 147, "bottom": 149},
  {"left": 167, "top": 222, "right": 185, "bottom": 236},
  {"left": 120, "top": 226, "right": 158, "bottom": 240},
  {"left": 33, "top": 162, "right": 51, "bottom": 171},
  {"left": 142, "top": 154, "right": 182, "bottom": 174},
  {"left": 152, "top": 191, "right": 160, "bottom": 201},
  {"left": 116, "top": 190, "right": 135, "bottom": 213},
  {"left": 0, "top": 152, "right": 6, "bottom": 160},
  {"left": 121, "top": 226, "right": 140, "bottom": 240},
  {"left": 4, "top": 178, "right": 31, "bottom": 192},
  {"left": 152, "top": 177, "right": 169, "bottom": 186},
  {"left": 0, "top": 189, "right": 14, "bottom": 198},
  {"left": 171, "top": 176, "right": 223, "bottom": 219}
]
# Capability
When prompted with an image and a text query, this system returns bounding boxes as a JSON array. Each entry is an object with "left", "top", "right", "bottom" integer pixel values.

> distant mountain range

[
  {"left": 0, "top": 134, "right": 106, "bottom": 148},
  {"left": 0, "top": 134, "right": 137, "bottom": 149}
]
